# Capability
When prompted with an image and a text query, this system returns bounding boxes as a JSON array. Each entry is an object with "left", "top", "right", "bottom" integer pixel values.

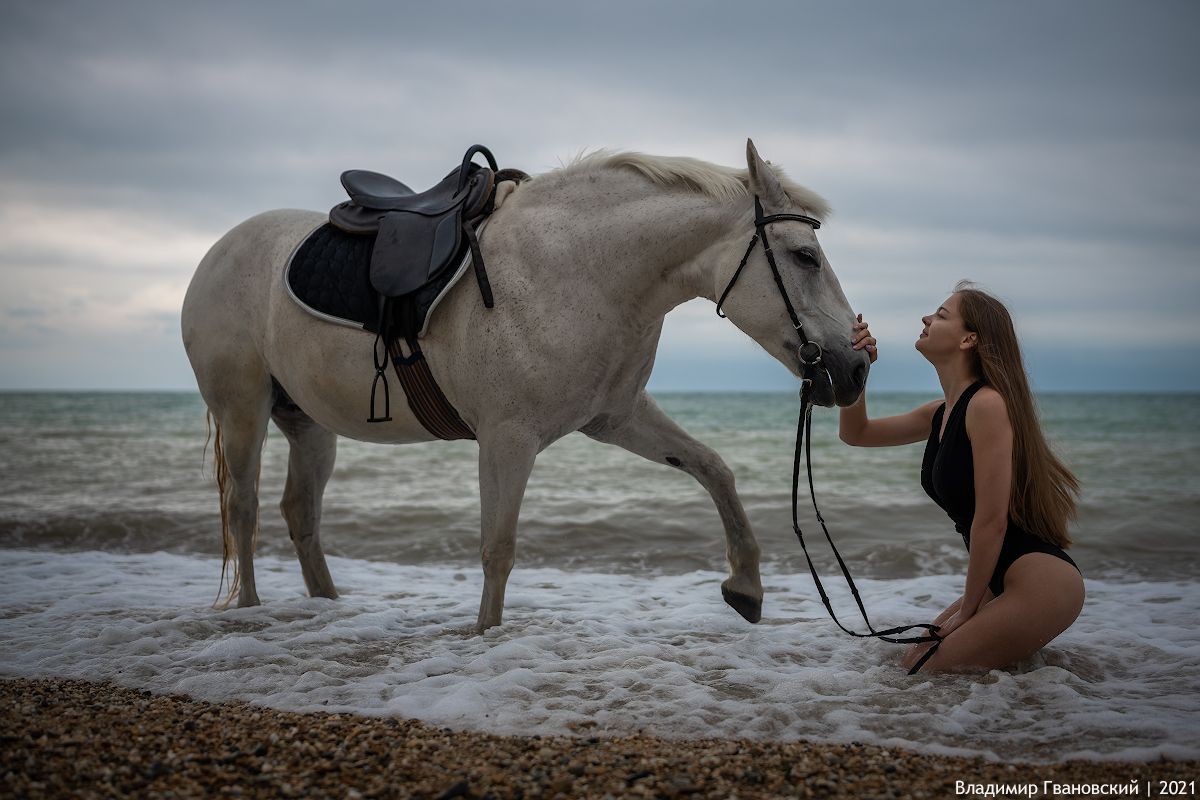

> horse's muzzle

[{"left": 802, "top": 368, "right": 835, "bottom": 407}]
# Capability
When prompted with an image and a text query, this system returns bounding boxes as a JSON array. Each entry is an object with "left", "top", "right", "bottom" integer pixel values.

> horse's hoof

[{"left": 721, "top": 582, "right": 762, "bottom": 623}]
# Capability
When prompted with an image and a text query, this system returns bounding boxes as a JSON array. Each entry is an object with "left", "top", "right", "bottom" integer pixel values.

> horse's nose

[{"left": 852, "top": 359, "right": 867, "bottom": 392}]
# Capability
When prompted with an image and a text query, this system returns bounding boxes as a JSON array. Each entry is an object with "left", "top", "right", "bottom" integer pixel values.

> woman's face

[{"left": 916, "top": 293, "right": 973, "bottom": 358}]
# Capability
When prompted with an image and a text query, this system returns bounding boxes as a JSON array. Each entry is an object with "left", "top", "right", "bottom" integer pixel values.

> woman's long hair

[{"left": 955, "top": 280, "right": 1080, "bottom": 547}]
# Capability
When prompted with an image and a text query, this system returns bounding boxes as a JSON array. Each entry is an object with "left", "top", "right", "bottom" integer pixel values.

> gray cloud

[{"left": 1, "top": 0, "right": 1197, "bottom": 390}]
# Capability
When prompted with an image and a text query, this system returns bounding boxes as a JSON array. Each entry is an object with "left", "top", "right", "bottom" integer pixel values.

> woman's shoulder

[
  {"left": 965, "top": 385, "right": 1012, "bottom": 434},
  {"left": 920, "top": 397, "right": 945, "bottom": 425}
]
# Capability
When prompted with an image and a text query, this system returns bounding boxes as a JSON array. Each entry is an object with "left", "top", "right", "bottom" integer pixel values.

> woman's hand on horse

[{"left": 852, "top": 313, "right": 878, "bottom": 363}]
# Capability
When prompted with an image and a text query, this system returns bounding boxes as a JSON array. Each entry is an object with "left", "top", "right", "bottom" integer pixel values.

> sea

[{"left": 0, "top": 390, "right": 1197, "bottom": 764}]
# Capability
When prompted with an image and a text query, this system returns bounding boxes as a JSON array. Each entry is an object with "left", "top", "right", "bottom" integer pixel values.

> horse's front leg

[
  {"left": 475, "top": 427, "right": 540, "bottom": 631},
  {"left": 582, "top": 393, "right": 763, "bottom": 623}
]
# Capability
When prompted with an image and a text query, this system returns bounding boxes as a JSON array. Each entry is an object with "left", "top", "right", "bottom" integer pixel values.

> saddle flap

[
  {"left": 369, "top": 210, "right": 463, "bottom": 297},
  {"left": 340, "top": 170, "right": 415, "bottom": 207}
]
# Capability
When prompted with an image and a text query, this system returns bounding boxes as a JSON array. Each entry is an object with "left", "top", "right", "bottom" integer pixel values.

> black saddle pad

[
  {"left": 286, "top": 223, "right": 474, "bottom": 336},
  {"left": 286, "top": 223, "right": 378, "bottom": 329}
]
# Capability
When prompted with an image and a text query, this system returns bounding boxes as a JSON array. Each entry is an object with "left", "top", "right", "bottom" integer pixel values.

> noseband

[{"left": 715, "top": 195, "right": 944, "bottom": 675}]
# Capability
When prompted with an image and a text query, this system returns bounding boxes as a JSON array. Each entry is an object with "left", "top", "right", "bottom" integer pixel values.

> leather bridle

[
  {"left": 716, "top": 195, "right": 945, "bottom": 675},
  {"left": 716, "top": 196, "right": 825, "bottom": 377}
]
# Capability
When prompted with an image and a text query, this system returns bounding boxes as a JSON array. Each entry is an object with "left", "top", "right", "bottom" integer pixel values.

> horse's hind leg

[
  {"left": 208, "top": 377, "right": 274, "bottom": 608},
  {"left": 271, "top": 390, "right": 338, "bottom": 599},
  {"left": 583, "top": 392, "right": 764, "bottom": 623}
]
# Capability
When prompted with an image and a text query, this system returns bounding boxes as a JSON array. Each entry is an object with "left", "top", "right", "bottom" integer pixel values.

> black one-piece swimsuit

[{"left": 920, "top": 380, "right": 1081, "bottom": 597}]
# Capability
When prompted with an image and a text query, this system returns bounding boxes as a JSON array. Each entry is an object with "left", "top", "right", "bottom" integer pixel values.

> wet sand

[{"left": 2, "top": 678, "right": 1193, "bottom": 799}]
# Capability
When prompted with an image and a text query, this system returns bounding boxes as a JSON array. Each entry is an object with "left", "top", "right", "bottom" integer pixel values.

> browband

[{"left": 757, "top": 212, "right": 821, "bottom": 229}]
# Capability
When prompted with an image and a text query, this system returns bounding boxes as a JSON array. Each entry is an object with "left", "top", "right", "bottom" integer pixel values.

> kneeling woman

[{"left": 842, "top": 282, "right": 1084, "bottom": 673}]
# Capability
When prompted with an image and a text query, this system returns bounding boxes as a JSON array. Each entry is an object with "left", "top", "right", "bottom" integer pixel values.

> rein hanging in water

[{"left": 718, "top": 196, "right": 945, "bottom": 675}]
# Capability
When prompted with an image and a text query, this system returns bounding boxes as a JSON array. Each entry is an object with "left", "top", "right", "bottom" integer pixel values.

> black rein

[{"left": 719, "top": 195, "right": 945, "bottom": 675}]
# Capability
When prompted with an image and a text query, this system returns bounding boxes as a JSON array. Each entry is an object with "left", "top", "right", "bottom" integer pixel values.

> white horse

[{"left": 181, "top": 139, "right": 868, "bottom": 630}]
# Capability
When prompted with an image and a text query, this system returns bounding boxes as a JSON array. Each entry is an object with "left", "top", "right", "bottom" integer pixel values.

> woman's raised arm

[
  {"left": 839, "top": 313, "right": 941, "bottom": 447},
  {"left": 840, "top": 395, "right": 941, "bottom": 447}
]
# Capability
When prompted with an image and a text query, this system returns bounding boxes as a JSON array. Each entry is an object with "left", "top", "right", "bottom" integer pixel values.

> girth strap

[{"left": 388, "top": 336, "right": 475, "bottom": 441}]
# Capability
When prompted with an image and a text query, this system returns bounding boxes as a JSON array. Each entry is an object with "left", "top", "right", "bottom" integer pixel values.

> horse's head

[{"left": 712, "top": 140, "right": 868, "bottom": 407}]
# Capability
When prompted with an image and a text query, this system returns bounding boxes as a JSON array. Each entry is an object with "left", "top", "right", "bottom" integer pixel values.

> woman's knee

[{"left": 921, "top": 594, "right": 1075, "bottom": 673}]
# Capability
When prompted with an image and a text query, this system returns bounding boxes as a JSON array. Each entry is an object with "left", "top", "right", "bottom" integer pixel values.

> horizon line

[{"left": 1, "top": 387, "right": 1197, "bottom": 396}]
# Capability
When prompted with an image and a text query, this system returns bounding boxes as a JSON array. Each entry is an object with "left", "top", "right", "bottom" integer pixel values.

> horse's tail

[{"left": 205, "top": 411, "right": 251, "bottom": 609}]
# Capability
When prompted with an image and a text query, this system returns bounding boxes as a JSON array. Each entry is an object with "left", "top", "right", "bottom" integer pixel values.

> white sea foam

[{"left": 0, "top": 549, "right": 1196, "bottom": 763}]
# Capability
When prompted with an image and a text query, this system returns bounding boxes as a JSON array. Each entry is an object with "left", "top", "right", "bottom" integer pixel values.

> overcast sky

[{"left": 2, "top": 1, "right": 1197, "bottom": 393}]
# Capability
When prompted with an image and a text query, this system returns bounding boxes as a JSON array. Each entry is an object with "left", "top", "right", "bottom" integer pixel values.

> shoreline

[{"left": 3, "top": 678, "right": 1194, "bottom": 799}]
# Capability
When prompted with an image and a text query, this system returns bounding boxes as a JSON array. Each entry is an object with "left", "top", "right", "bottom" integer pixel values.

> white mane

[{"left": 550, "top": 149, "right": 830, "bottom": 219}]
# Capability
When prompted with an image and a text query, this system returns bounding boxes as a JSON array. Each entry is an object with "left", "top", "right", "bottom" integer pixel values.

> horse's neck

[{"left": 525, "top": 173, "right": 740, "bottom": 324}]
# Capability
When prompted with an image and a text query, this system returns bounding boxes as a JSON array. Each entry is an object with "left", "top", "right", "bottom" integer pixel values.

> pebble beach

[{"left": 4, "top": 678, "right": 1194, "bottom": 799}]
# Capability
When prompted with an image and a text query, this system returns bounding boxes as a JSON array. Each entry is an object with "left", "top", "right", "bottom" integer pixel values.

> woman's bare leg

[{"left": 902, "top": 554, "right": 1084, "bottom": 673}]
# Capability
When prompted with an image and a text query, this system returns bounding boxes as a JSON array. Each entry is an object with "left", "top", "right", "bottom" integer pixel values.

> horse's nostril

[{"left": 852, "top": 360, "right": 867, "bottom": 387}]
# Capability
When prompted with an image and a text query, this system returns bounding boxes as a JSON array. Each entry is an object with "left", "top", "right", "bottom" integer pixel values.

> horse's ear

[{"left": 745, "top": 138, "right": 788, "bottom": 210}]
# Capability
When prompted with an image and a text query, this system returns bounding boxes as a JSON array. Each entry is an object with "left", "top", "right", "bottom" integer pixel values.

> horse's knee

[
  {"left": 687, "top": 447, "right": 736, "bottom": 490},
  {"left": 481, "top": 544, "right": 515, "bottom": 578},
  {"left": 284, "top": 519, "right": 314, "bottom": 546},
  {"left": 706, "top": 458, "right": 737, "bottom": 489}
]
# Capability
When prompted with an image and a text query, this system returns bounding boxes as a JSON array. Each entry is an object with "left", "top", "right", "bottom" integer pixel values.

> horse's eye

[{"left": 792, "top": 248, "right": 820, "bottom": 270}]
